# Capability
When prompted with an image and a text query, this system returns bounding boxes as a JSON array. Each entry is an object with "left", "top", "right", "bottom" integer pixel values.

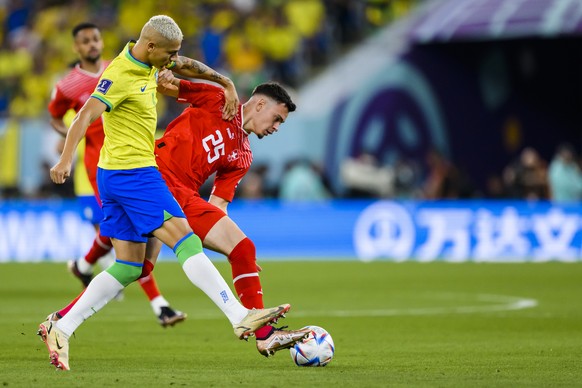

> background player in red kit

[
  {"left": 153, "top": 72, "right": 309, "bottom": 357},
  {"left": 47, "top": 22, "right": 185, "bottom": 327}
]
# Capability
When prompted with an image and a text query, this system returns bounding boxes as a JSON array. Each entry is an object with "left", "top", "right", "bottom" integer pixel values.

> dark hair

[
  {"left": 72, "top": 22, "right": 99, "bottom": 37},
  {"left": 251, "top": 82, "right": 296, "bottom": 112}
]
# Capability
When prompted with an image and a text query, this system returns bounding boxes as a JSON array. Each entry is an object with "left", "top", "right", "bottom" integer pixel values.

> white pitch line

[
  {"left": 17, "top": 293, "right": 537, "bottom": 324},
  {"left": 290, "top": 293, "right": 538, "bottom": 318}
]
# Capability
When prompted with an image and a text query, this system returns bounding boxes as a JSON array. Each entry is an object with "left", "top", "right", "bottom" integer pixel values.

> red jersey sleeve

[
  {"left": 177, "top": 79, "right": 224, "bottom": 108},
  {"left": 212, "top": 166, "right": 249, "bottom": 202},
  {"left": 48, "top": 86, "right": 74, "bottom": 119}
]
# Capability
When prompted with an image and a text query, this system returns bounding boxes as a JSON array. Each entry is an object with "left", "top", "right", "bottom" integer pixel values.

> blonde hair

[{"left": 143, "top": 15, "right": 183, "bottom": 42}]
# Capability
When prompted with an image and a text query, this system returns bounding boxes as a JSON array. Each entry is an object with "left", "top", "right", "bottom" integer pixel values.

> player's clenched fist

[{"left": 50, "top": 161, "right": 72, "bottom": 184}]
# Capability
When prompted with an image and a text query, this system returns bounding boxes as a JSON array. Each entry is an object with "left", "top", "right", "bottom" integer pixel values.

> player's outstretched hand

[
  {"left": 50, "top": 160, "right": 72, "bottom": 184},
  {"left": 222, "top": 83, "right": 240, "bottom": 121}
]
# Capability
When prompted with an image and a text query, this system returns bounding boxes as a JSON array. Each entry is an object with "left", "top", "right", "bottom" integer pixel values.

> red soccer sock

[
  {"left": 138, "top": 273, "right": 161, "bottom": 301},
  {"left": 229, "top": 238, "right": 264, "bottom": 309},
  {"left": 236, "top": 276, "right": 272, "bottom": 339},
  {"left": 84, "top": 233, "right": 113, "bottom": 265},
  {"left": 57, "top": 289, "right": 86, "bottom": 317},
  {"left": 233, "top": 276, "right": 264, "bottom": 309},
  {"left": 254, "top": 325, "right": 273, "bottom": 339},
  {"left": 230, "top": 238, "right": 272, "bottom": 339}
]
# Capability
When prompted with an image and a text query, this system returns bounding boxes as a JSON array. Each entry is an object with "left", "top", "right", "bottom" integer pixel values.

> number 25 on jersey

[{"left": 202, "top": 130, "right": 225, "bottom": 163}]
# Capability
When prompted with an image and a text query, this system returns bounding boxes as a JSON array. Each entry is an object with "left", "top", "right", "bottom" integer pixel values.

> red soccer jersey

[
  {"left": 155, "top": 80, "right": 252, "bottom": 202},
  {"left": 48, "top": 61, "right": 110, "bottom": 192}
]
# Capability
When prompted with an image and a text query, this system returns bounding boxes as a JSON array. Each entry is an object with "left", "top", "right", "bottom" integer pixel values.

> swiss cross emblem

[{"left": 228, "top": 150, "right": 239, "bottom": 162}]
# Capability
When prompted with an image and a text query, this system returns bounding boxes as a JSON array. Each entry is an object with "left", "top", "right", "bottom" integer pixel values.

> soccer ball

[{"left": 290, "top": 326, "right": 335, "bottom": 367}]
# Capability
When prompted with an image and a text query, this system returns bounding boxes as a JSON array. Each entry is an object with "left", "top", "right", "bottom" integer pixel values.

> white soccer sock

[
  {"left": 98, "top": 251, "right": 116, "bottom": 271},
  {"left": 56, "top": 271, "right": 125, "bottom": 337},
  {"left": 149, "top": 295, "right": 169, "bottom": 316},
  {"left": 181, "top": 253, "right": 248, "bottom": 325},
  {"left": 76, "top": 257, "right": 94, "bottom": 275}
]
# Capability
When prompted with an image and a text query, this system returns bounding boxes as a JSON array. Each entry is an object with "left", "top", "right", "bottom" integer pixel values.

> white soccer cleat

[
  {"left": 256, "top": 326, "right": 311, "bottom": 357},
  {"left": 233, "top": 304, "right": 291, "bottom": 340},
  {"left": 37, "top": 320, "right": 70, "bottom": 371}
]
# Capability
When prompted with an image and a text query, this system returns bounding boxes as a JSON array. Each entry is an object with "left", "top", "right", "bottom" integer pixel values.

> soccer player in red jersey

[
  {"left": 153, "top": 71, "right": 310, "bottom": 357},
  {"left": 48, "top": 22, "right": 185, "bottom": 327}
]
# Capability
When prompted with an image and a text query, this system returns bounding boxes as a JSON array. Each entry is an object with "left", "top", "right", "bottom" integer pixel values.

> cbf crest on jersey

[{"left": 96, "top": 79, "right": 113, "bottom": 94}]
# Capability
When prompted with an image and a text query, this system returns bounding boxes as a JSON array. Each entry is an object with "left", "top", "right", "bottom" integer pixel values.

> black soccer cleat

[
  {"left": 158, "top": 306, "right": 187, "bottom": 328},
  {"left": 67, "top": 260, "right": 93, "bottom": 288}
]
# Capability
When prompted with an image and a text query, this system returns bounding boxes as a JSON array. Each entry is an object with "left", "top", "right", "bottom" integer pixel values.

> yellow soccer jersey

[{"left": 91, "top": 41, "right": 159, "bottom": 170}]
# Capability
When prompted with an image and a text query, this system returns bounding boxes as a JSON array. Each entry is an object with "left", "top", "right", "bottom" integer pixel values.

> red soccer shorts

[{"left": 170, "top": 185, "right": 227, "bottom": 241}]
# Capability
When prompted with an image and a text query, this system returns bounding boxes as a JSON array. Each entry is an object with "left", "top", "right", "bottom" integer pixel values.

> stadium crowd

[
  {"left": 1, "top": 0, "right": 580, "bottom": 203},
  {"left": 0, "top": 0, "right": 409, "bottom": 119},
  {"left": 328, "top": 145, "right": 582, "bottom": 201},
  {"left": 0, "top": 0, "right": 417, "bottom": 199}
]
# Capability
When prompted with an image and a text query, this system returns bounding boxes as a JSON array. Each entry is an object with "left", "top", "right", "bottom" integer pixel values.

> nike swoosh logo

[
  {"left": 140, "top": 85, "right": 147, "bottom": 92},
  {"left": 234, "top": 325, "right": 251, "bottom": 332},
  {"left": 48, "top": 321, "right": 64, "bottom": 350},
  {"left": 249, "top": 306, "right": 286, "bottom": 323}
]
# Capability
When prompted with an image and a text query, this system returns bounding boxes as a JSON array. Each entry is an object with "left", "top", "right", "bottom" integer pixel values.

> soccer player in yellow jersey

[{"left": 39, "top": 15, "right": 290, "bottom": 371}]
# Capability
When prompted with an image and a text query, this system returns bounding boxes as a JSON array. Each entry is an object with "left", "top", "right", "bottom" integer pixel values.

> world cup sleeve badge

[{"left": 96, "top": 79, "right": 113, "bottom": 95}]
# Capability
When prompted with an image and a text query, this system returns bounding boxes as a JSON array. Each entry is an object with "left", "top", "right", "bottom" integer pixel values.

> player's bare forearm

[
  {"left": 60, "top": 112, "right": 91, "bottom": 162},
  {"left": 50, "top": 115, "right": 88, "bottom": 184},
  {"left": 50, "top": 98, "right": 105, "bottom": 184},
  {"left": 49, "top": 117, "right": 68, "bottom": 137},
  {"left": 172, "top": 56, "right": 239, "bottom": 120},
  {"left": 173, "top": 56, "right": 232, "bottom": 88}
]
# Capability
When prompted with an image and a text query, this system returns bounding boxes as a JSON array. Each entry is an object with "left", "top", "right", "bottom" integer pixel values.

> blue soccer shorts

[
  {"left": 77, "top": 194, "right": 103, "bottom": 225},
  {"left": 97, "top": 166, "right": 186, "bottom": 243}
]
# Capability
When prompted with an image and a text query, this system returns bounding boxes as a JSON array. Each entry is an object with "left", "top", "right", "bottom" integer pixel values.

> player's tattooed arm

[{"left": 172, "top": 56, "right": 239, "bottom": 120}]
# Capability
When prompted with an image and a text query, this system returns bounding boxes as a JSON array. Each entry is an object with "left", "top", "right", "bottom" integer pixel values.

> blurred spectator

[
  {"left": 4, "top": 0, "right": 32, "bottom": 46},
  {"left": 393, "top": 157, "right": 422, "bottom": 198},
  {"left": 279, "top": 159, "right": 331, "bottom": 201},
  {"left": 325, "top": 0, "right": 365, "bottom": 45},
  {"left": 422, "top": 149, "right": 474, "bottom": 199},
  {"left": 485, "top": 173, "right": 507, "bottom": 199},
  {"left": 340, "top": 152, "right": 394, "bottom": 198},
  {"left": 548, "top": 143, "right": 582, "bottom": 202},
  {"left": 199, "top": 4, "right": 231, "bottom": 70},
  {"left": 258, "top": 7, "right": 303, "bottom": 87},
  {"left": 284, "top": 0, "right": 331, "bottom": 67},
  {"left": 503, "top": 147, "right": 549, "bottom": 200},
  {"left": 238, "top": 164, "right": 269, "bottom": 199},
  {"left": 223, "top": 16, "right": 267, "bottom": 99}
]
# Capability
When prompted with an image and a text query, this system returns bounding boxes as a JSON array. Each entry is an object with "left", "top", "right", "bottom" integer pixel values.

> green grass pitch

[{"left": 1, "top": 261, "right": 581, "bottom": 387}]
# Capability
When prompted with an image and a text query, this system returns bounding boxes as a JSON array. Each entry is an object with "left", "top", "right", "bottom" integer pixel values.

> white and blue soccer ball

[{"left": 290, "top": 325, "right": 335, "bottom": 367}]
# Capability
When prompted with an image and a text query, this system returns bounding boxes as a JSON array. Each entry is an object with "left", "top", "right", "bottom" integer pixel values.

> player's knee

[
  {"left": 106, "top": 260, "right": 143, "bottom": 286},
  {"left": 231, "top": 237, "right": 255, "bottom": 259},
  {"left": 229, "top": 237, "right": 257, "bottom": 272},
  {"left": 174, "top": 232, "right": 203, "bottom": 265}
]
